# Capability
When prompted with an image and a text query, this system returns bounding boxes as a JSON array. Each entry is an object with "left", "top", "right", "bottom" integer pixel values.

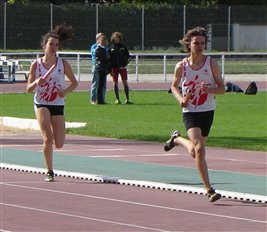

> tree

[{"left": 6, "top": 0, "right": 30, "bottom": 3}]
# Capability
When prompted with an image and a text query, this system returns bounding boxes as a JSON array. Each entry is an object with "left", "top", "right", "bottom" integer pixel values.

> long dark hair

[{"left": 40, "top": 23, "right": 75, "bottom": 49}]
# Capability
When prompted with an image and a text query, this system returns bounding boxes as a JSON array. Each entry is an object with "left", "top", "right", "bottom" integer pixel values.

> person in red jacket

[{"left": 108, "top": 32, "right": 132, "bottom": 104}]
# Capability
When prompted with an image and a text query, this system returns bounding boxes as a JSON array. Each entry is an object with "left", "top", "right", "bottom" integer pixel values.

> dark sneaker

[
  {"left": 45, "top": 171, "right": 54, "bottom": 182},
  {"left": 125, "top": 99, "right": 133, "bottom": 104},
  {"left": 207, "top": 188, "right": 221, "bottom": 202},
  {"left": 164, "top": 130, "right": 181, "bottom": 152}
]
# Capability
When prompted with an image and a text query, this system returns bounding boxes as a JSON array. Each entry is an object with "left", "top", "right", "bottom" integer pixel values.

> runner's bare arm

[
  {"left": 171, "top": 61, "right": 188, "bottom": 107},
  {"left": 201, "top": 58, "right": 225, "bottom": 94},
  {"left": 26, "top": 61, "right": 39, "bottom": 92}
]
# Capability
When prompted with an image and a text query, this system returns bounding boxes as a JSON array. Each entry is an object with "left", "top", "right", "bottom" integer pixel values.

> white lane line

[
  {"left": 1, "top": 203, "right": 170, "bottom": 232},
  {"left": 1, "top": 144, "right": 266, "bottom": 164},
  {"left": 88, "top": 153, "right": 178, "bottom": 158},
  {"left": 2, "top": 182, "right": 266, "bottom": 224},
  {"left": 90, "top": 148, "right": 125, "bottom": 151}
]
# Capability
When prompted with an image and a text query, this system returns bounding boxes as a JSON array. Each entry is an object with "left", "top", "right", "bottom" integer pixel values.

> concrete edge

[
  {"left": 1, "top": 163, "right": 266, "bottom": 204},
  {"left": 0, "top": 116, "right": 86, "bottom": 130}
]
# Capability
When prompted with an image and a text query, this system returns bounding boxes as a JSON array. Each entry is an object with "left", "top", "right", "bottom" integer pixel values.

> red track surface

[
  {"left": 1, "top": 132, "right": 267, "bottom": 232},
  {"left": 2, "top": 168, "right": 267, "bottom": 232},
  {"left": 0, "top": 79, "right": 266, "bottom": 93},
  {"left": 1, "top": 79, "right": 266, "bottom": 231}
]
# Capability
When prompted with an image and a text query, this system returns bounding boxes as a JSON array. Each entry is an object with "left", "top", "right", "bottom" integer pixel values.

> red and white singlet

[
  {"left": 34, "top": 57, "right": 65, "bottom": 105},
  {"left": 181, "top": 56, "right": 217, "bottom": 113}
]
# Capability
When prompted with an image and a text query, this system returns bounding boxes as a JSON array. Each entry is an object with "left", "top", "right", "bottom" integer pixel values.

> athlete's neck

[
  {"left": 42, "top": 55, "right": 57, "bottom": 67},
  {"left": 188, "top": 54, "right": 205, "bottom": 67}
]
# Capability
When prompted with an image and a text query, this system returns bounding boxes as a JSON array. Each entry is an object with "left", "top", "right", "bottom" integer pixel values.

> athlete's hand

[
  {"left": 35, "top": 77, "right": 46, "bottom": 86},
  {"left": 201, "top": 81, "right": 209, "bottom": 93},
  {"left": 179, "top": 92, "right": 191, "bottom": 107},
  {"left": 57, "top": 89, "right": 65, "bottom": 98}
]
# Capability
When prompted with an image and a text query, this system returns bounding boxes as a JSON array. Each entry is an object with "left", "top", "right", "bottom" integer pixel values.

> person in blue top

[{"left": 90, "top": 33, "right": 107, "bottom": 104}]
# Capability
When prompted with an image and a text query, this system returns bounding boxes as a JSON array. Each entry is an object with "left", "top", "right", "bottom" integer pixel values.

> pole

[
  {"left": 141, "top": 5, "right": 145, "bottom": 51},
  {"left": 183, "top": 5, "right": 186, "bottom": 36},
  {"left": 163, "top": 55, "right": 167, "bottom": 82},
  {"left": 221, "top": 54, "right": 225, "bottom": 80},
  {"left": 96, "top": 4, "right": 99, "bottom": 34},
  {"left": 227, "top": 6, "right": 231, "bottom": 52},
  {"left": 4, "top": 2, "right": 7, "bottom": 51},
  {"left": 77, "top": 54, "right": 80, "bottom": 81},
  {"left": 50, "top": 3, "right": 53, "bottom": 30},
  {"left": 135, "top": 55, "right": 139, "bottom": 82}
]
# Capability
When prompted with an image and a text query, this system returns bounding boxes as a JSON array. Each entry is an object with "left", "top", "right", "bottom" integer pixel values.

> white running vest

[
  {"left": 34, "top": 57, "right": 65, "bottom": 105},
  {"left": 181, "top": 56, "right": 216, "bottom": 113}
]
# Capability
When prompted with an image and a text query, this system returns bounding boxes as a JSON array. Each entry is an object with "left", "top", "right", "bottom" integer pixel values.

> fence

[
  {"left": 0, "top": 52, "right": 266, "bottom": 83},
  {"left": 1, "top": 2, "right": 267, "bottom": 51}
]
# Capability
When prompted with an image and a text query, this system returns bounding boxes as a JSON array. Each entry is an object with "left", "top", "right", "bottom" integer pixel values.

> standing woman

[
  {"left": 26, "top": 24, "right": 78, "bottom": 182},
  {"left": 108, "top": 32, "right": 131, "bottom": 104},
  {"left": 164, "top": 27, "right": 225, "bottom": 202}
]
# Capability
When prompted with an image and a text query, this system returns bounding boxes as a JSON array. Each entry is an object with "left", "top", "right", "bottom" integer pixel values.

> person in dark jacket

[
  {"left": 95, "top": 35, "right": 109, "bottom": 104},
  {"left": 108, "top": 32, "right": 131, "bottom": 104},
  {"left": 90, "top": 32, "right": 105, "bottom": 105}
]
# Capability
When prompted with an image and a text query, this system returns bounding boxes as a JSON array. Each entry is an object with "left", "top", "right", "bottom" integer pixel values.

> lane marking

[
  {"left": 1, "top": 182, "right": 267, "bottom": 224},
  {"left": 88, "top": 153, "right": 178, "bottom": 158},
  {"left": 1, "top": 145, "right": 266, "bottom": 164},
  {"left": 1, "top": 203, "right": 170, "bottom": 232},
  {"left": 90, "top": 148, "right": 125, "bottom": 151}
]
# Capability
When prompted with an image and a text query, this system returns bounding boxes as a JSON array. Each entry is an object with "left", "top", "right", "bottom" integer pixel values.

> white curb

[
  {"left": 0, "top": 116, "right": 86, "bottom": 130},
  {"left": 1, "top": 163, "right": 266, "bottom": 204}
]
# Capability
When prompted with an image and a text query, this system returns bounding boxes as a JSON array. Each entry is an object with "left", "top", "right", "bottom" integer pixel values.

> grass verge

[{"left": 1, "top": 91, "right": 266, "bottom": 151}]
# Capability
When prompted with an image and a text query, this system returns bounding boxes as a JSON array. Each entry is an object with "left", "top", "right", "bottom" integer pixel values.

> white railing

[{"left": 0, "top": 52, "right": 266, "bottom": 82}]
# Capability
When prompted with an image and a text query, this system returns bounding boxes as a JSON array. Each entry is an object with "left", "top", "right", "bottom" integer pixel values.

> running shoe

[
  {"left": 164, "top": 130, "right": 181, "bottom": 152},
  {"left": 207, "top": 188, "right": 221, "bottom": 202},
  {"left": 115, "top": 99, "right": 121, "bottom": 104},
  {"left": 125, "top": 99, "right": 133, "bottom": 104},
  {"left": 45, "top": 171, "right": 54, "bottom": 182}
]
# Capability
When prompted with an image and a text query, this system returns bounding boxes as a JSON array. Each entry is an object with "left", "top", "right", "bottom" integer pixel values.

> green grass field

[{"left": 1, "top": 91, "right": 266, "bottom": 151}]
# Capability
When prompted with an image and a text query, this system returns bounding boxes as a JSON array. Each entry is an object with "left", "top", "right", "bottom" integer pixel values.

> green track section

[{"left": 1, "top": 147, "right": 266, "bottom": 196}]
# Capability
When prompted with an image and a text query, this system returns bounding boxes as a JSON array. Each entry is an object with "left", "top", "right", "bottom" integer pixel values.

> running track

[
  {"left": 1, "top": 131, "right": 266, "bottom": 231},
  {"left": 1, "top": 79, "right": 267, "bottom": 231}
]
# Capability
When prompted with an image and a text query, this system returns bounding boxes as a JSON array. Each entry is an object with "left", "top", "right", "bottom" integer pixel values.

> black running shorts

[
  {"left": 35, "top": 104, "right": 64, "bottom": 116},
  {"left": 183, "top": 110, "right": 214, "bottom": 137}
]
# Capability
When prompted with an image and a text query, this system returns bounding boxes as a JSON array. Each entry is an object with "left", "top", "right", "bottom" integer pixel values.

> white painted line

[
  {"left": 2, "top": 182, "right": 266, "bottom": 225},
  {"left": 1, "top": 203, "right": 169, "bottom": 232},
  {"left": 210, "top": 157, "right": 267, "bottom": 165},
  {"left": 88, "top": 153, "right": 178, "bottom": 158},
  {"left": 91, "top": 148, "right": 125, "bottom": 151}
]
